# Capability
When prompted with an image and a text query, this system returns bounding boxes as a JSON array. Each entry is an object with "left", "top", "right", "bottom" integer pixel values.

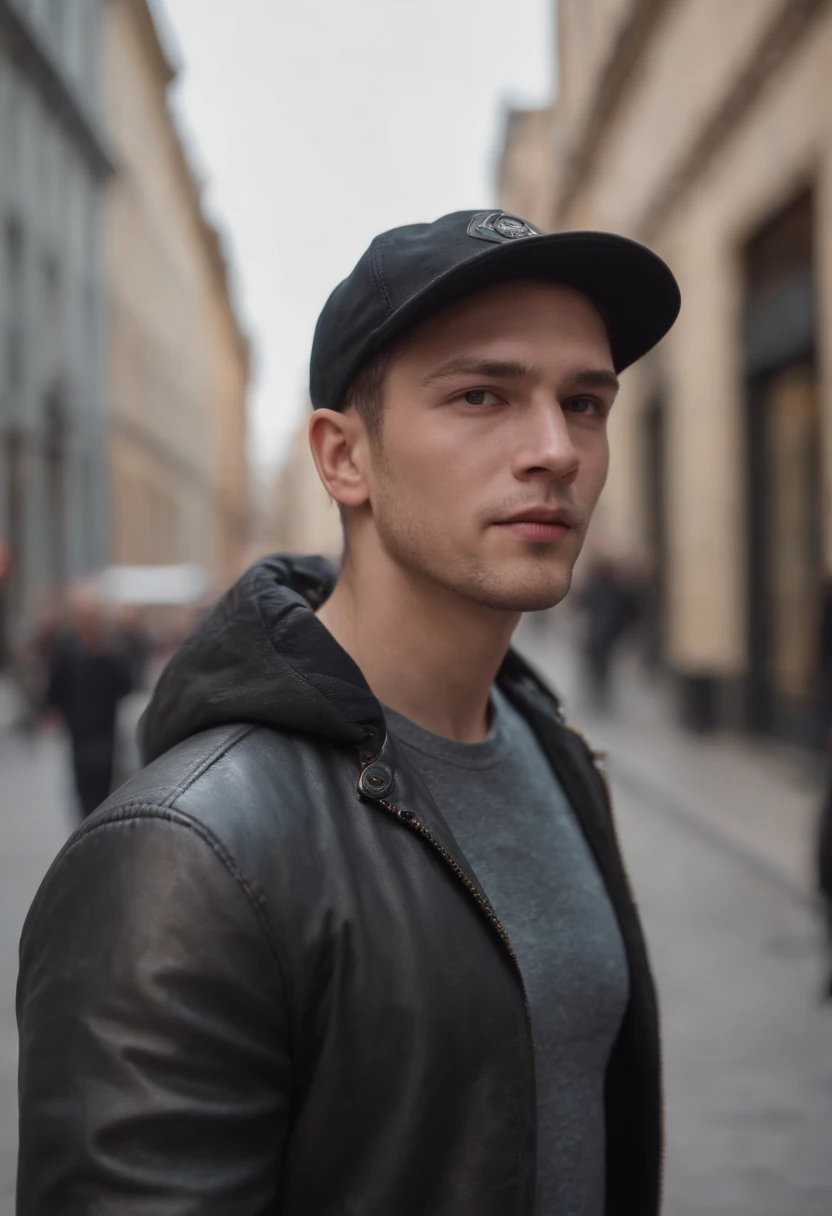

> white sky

[{"left": 160, "top": 0, "right": 554, "bottom": 471}]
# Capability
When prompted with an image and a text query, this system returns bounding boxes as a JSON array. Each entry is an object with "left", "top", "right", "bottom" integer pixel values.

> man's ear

[{"left": 308, "top": 408, "right": 370, "bottom": 508}]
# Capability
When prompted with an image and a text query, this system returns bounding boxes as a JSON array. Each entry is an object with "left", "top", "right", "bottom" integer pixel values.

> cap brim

[{"left": 363, "top": 230, "right": 680, "bottom": 375}]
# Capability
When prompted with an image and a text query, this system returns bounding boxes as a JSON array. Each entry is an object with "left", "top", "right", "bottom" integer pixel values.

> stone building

[
  {"left": 497, "top": 105, "right": 557, "bottom": 233},
  {"left": 500, "top": 0, "right": 832, "bottom": 742},
  {"left": 266, "top": 405, "right": 343, "bottom": 565},
  {"left": 105, "top": 0, "right": 250, "bottom": 590},
  {"left": 0, "top": 0, "right": 111, "bottom": 660}
]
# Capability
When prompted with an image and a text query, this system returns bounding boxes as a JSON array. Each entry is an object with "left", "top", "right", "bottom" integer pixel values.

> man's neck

[{"left": 316, "top": 553, "right": 520, "bottom": 743}]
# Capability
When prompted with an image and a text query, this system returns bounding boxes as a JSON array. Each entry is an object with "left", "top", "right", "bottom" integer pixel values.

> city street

[{"left": 2, "top": 641, "right": 832, "bottom": 1213}]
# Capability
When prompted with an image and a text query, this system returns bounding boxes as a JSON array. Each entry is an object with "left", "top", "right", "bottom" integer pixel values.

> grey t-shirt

[{"left": 383, "top": 685, "right": 629, "bottom": 1216}]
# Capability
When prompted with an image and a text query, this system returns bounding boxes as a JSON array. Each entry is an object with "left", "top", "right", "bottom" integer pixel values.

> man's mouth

[
  {"left": 496, "top": 520, "right": 572, "bottom": 542},
  {"left": 492, "top": 507, "right": 578, "bottom": 543}
]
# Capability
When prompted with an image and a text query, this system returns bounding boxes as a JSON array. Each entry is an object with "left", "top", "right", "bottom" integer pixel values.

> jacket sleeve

[{"left": 16, "top": 809, "right": 292, "bottom": 1214}]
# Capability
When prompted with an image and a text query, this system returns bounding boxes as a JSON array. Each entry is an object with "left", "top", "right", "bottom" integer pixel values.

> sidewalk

[{"left": 516, "top": 618, "right": 824, "bottom": 904}]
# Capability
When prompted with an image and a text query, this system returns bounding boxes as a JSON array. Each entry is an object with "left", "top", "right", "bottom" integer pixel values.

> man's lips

[
  {"left": 496, "top": 520, "right": 572, "bottom": 542},
  {"left": 492, "top": 508, "right": 579, "bottom": 543}
]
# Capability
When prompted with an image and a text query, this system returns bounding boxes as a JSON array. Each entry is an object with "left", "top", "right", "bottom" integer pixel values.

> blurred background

[{"left": 2, "top": 0, "right": 832, "bottom": 1212}]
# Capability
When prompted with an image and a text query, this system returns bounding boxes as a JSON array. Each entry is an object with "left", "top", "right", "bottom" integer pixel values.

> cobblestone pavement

[{"left": 2, "top": 646, "right": 832, "bottom": 1213}]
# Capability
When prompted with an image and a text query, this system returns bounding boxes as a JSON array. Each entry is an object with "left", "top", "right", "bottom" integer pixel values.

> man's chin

[{"left": 465, "top": 565, "right": 574, "bottom": 614}]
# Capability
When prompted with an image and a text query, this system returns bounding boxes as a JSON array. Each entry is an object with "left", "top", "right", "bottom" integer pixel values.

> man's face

[{"left": 361, "top": 279, "right": 618, "bottom": 612}]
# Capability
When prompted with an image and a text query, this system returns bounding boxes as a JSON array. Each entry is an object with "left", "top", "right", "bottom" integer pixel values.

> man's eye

[
  {"left": 564, "top": 396, "right": 601, "bottom": 415},
  {"left": 462, "top": 389, "right": 499, "bottom": 406}
]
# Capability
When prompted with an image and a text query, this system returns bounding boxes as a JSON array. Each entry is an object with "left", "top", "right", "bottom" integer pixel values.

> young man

[{"left": 17, "top": 210, "right": 680, "bottom": 1215}]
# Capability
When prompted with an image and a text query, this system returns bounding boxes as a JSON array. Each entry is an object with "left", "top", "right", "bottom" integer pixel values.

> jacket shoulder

[
  {"left": 17, "top": 731, "right": 292, "bottom": 1213},
  {"left": 105, "top": 722, "right": 260, "bottom": 813},
  {"left": 97, "top": 722, "right": 355, "bottom": 883}
]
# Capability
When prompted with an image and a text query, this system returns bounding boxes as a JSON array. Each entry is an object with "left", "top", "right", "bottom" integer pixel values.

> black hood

[{"left": 139, "top": 555, "right": 386, "bottom": 765}]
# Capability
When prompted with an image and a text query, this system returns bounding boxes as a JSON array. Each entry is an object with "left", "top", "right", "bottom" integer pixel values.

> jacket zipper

[
  {"left": 366, "top": 706, "right": 665, "bottom": 1212},
  {"left": 372, "top": 793, "right": 532, "bottom": 1031}
]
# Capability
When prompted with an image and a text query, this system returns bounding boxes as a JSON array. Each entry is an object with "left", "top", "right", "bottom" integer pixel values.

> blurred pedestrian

[
  {"left": 115, "top": 603, "right": 152, "bottom": 691},
  {"left": 576, "top": 551, "right": 643, "bottom": 712},
  {"left": 18, "top": 211, "right": 680, "bottom": 1214},
  {"left": 44, "top": 583, "right": 134, "bottom": 819},
  {"left": 10, "top": 595, "right": 63, "bottom": 736}
]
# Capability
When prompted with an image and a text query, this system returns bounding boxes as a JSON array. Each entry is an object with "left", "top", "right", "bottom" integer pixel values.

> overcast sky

[{"left": 160, "top": 0, "right": 554, "bottom": 470}]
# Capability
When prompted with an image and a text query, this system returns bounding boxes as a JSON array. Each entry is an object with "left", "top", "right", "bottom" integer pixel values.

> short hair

[{"left": 341, "top": 346, "right": 394, "bottom": 445}]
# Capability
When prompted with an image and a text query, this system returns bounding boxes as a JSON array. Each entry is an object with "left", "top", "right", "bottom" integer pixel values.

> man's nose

[{"left": 512, "top": 399, "right": 579, "bottom": 481}]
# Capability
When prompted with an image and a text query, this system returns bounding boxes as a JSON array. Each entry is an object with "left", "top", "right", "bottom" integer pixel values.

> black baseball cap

[{"left": 309, "top": 209, "right": 681, "bottom": 412}]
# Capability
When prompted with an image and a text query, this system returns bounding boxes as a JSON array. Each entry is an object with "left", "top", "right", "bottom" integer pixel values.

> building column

[{"left": 664, "top": 215, "right": 746, "bottom": 729}]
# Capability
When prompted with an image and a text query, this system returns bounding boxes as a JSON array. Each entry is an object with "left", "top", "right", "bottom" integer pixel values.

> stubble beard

[{"left": 372, "top": 483, "right": 579, "bottom": 615}]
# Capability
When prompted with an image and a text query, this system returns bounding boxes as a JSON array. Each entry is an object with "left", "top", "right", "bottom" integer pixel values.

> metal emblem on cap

[{"left": 467, "top": 211, "right": 542, "bottom": 245}]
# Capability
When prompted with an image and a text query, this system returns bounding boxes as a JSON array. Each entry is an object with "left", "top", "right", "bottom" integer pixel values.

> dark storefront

[{"left": 743, "top": 190, "right": 823, "bottom": 744}]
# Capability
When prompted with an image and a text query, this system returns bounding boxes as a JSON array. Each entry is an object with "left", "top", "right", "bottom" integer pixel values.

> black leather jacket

[{"left": 17, "top": 555, "right": 661, "bottom": 1215}]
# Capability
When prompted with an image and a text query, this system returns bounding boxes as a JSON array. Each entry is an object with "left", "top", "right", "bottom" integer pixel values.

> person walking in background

[
  {"left": 17, "top": 211, "right": 680, "bottom": 1214},
  {"left": 44, "top": 584, "right": 134, "bottom": 819},
  {"left": 577, "top": 550, "right": 644, "bottom": 712},
  {"left": 114, "top": 603, "right": 152, "bottom": 692},
  {"left": 9, "top": 596, "right": 62, "bottom": 737}
]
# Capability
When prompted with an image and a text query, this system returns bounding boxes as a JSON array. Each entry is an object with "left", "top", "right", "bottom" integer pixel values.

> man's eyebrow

[
  {"left": 568, "top": 368, "right": 620, "bottom": 393},
  {"left": 418, "top": 358, "right": 543, "bottom": 388},
  {"left": 419, "top": 359, "right": 621, "bottom": 393}
]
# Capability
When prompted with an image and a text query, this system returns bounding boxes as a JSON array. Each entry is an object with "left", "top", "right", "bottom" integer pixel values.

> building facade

[
  {"left": 265, "top": 405, "right": 343, "bottom": 565},
  {"left": 0, "top": 0, "right": 111, "bottom": 660},
  {"left": 106, "top": 0, "right": 250, "bottom": 591},
  {"left": 497, "top": 105, "right": 557, "bottom": 233},
  {"left": 502, "top": 0, "right": 832, "bottom": 742}
]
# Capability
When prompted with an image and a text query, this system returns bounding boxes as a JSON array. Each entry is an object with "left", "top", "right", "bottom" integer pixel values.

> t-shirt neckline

[{"left": 382, "top": 685, "right": 514, "bottom": 771}]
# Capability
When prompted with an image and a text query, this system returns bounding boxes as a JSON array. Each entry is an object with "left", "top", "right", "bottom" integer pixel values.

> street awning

[{"left": 97, "top": 564, "right": 210, "bottom": 606}]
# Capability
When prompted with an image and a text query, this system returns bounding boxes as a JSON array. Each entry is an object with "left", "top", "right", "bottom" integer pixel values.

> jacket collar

[
  {"left": 139, "top": 552, "right": 564, "bottom": 769},
  {"left": 140, "top": 554, "right": 385, "bottom": 764}
]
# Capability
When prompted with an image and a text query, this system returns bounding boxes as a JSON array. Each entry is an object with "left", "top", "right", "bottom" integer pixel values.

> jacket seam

[
  {"left": 160, "top": 723, "right": 256, "bottom": 806},
  {"left": 369, "top": 237, "right": 392, "bottom": 314},
  {"left": 55, "top": 803, "right": 290, "bottom": 990}
]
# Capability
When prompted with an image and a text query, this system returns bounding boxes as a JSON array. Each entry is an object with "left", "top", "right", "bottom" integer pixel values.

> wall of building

[
  {"left": 501, "top": 0, "right": 832, "bottom": 737},
  {"left": 556, "top": 0, "right": 784, "bottom": 232},
  {"left": 105, "top": 0, "right": 250, "bottom": 592},
  {"left": 204, "top": 253, "right": 250, "bottom": 586},
  {"left": 268, "top": 407, "right": 343, "bottom": 564},
  {"left": 497, "top": 106, "right": 557, "bottom": 231},
  {"left": 556, "top": 0, "right": 637, "bottom": 175},
  {"left": 567, "top": 0, "right": 832, "bottom": 671},
  {"left": 0, "top": 0, "right": 111, "bottom": 657}
]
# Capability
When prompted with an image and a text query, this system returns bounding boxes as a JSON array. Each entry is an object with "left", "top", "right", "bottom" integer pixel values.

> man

[
  {"left": 17, "top": 210, "right": 680, "bottom": 1215},
  {"left": 43, "top": 585, "right": 134, "bottom": 818}
]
